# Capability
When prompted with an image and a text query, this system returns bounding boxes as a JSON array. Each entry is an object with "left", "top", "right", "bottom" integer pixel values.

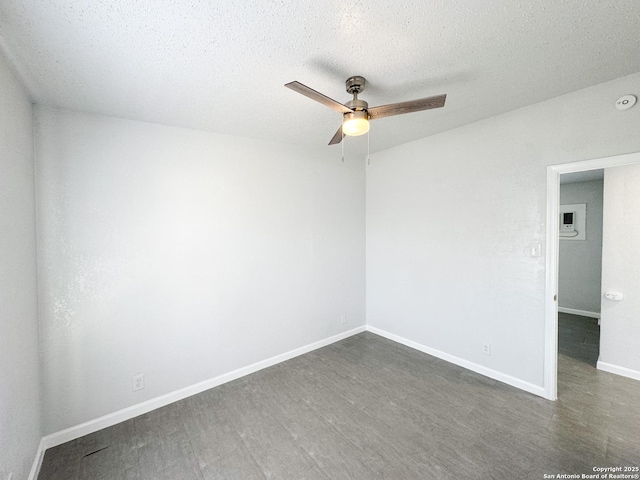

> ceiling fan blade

[
  {"left": 328, "top": 125, "right": 345, "bottom": 145},
  {"left": 285, "top": 81, "right": 353, "bottom": 114},
  {"left": 368, "top": 94, "right": 446, "bottom": 120}
]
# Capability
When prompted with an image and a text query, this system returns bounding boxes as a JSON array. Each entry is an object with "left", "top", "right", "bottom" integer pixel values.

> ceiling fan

[{"left": 285, "top": 76, "right": 446, "bottom": 145}]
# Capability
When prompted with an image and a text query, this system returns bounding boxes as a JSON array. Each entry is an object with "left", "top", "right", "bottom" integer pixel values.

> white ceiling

[
  {"left": 560, "top": 169, "right": 605, "bottom": 185},
  {"left": 1, "top": 0, "right": 639, "bottom": 153}
]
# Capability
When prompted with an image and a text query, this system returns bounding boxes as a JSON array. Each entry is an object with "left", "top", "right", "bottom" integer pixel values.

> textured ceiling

[
  {"left": 560, "top": 169, "right": 605, "bottom": 185},
  {"left": 1, "top": 0, "right": 639, "bottom": 153}
]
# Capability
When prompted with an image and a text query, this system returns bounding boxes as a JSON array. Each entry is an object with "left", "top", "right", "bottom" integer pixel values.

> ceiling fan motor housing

[{"left": 345, "top": 98, "right": 368, "bottom": 111}]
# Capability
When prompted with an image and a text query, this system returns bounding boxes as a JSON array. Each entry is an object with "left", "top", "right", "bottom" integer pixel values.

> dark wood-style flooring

[{"left": 39, "top": 314, "right": 640, "bottom": 479}]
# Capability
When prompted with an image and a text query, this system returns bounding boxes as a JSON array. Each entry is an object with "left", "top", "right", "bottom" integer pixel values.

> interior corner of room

[{"left": 2, "top": 2, "right": 640, "bottom": 479}]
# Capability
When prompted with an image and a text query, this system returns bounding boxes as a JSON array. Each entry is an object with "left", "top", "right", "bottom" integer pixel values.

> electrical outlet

[
  {"left": 133, "top": 373, "right": 144, "bottom": 392},
  {"left": 482, "top": 343, "right": 491, "bottom": 356},
  {"left": 341, "top": 314, "right": 346, "bottom": 325}
]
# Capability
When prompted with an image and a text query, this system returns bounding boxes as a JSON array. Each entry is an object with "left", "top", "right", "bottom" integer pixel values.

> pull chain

[
  {"left": 367, "top": 128, "right": 370, "bottom": 165},
  {"left": 341, "top": 130, "right": 345, "bottom": 162}
]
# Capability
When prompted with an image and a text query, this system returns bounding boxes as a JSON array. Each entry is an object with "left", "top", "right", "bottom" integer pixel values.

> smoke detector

[{"left": 615, "top": 95, "right": 636, "bottom": 110}]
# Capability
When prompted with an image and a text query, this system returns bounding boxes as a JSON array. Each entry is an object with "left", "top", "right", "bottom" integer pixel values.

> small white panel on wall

[{"left": 559, "top": 203, "right": 586, "bottom": 241}]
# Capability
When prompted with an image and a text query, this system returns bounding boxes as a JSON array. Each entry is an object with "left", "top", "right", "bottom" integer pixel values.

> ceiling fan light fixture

[{"left": 342, "top": 110, "right": 370, "bottom": 136}]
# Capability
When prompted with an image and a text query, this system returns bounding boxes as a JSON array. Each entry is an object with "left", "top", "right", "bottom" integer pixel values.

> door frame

[{"left": 544, "top": 151, "right": 640, "bottom": 400}]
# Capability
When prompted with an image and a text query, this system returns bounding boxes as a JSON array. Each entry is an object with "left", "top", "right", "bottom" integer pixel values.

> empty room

[{"left": 2, "top": 1, "right": 640, "bottom": 479}]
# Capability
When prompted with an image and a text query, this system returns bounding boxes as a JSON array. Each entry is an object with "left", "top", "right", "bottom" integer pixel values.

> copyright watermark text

[{"left": 542, "top": 467, "right": 639, "bottom": 479}]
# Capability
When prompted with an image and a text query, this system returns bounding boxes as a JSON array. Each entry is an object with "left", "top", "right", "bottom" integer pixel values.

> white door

[{"left": 598, "top": 163, "right": 640, "bottom": 378}]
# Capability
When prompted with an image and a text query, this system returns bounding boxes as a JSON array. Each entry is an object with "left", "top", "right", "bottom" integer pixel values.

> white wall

[
  {"left": 35, "top": 107, "right": 365, "bottom": 434},
  {"left": 367, "top": 72, "right": 640, "bottom": 389},
  {"left": 599, "top": 164, "right": 640, "bottom": 378},
  {"left": 558, "top": 180, "right": 603, "bottom": 315},
  {"left": 0, "top": 53, "right": 41, "bottom": 479}
]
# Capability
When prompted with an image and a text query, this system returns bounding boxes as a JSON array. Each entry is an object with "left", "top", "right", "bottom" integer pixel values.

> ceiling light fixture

[{"left": 342, "top": 110, "right": 370, "bottom": 136}]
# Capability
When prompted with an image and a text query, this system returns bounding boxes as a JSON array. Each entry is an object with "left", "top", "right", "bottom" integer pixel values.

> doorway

[
  {"left": 557, "top": 170, "right": 603, "bottom": 368},
  {"left": 544, "top": 151, "right": 640, "bottom": 400}
]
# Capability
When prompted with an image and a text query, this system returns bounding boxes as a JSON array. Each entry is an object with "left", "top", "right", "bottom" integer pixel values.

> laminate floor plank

[
  {"left": 39, "top": 314, "right": 640, "bottom": 480},
  {"left": 258, "top": 364, "right": 432, "bottom": 479},
  {"left": 251, "top": 370, "right": 389, "bottom": 479},
  {"left": 214, "top": 380, "right": 330, "bottom": 480}
]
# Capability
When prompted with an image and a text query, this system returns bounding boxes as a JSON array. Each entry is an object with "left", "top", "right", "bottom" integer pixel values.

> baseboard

[
  {"left": 28, "top": 438, "right": 45, "bottom": 480},
  {"left": 41, "top": 325, "right": 366, "bottom": 450},
  {"left": 366, "top": 326, "right": 547, "bottom": 398},
  {"left": 597, "top": 361, "right": 640, "bottom": 382},
  {"left": 557, "top": 307, "right": 601, "bottom": 319}
]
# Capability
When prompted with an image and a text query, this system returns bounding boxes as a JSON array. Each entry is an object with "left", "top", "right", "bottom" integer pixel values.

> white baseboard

[
  {"left": 558, "top": 307, "right": 601, "bottom": 319},
  {"left": 366, "top": 326, "right": 547, "bottom": 398},
  {"left": 597, "top": 361, "right": 640, "bottom": 382},
  {"left": 41, "top": 325, "right": 366, "bottom": 450},
  {"left": 28, "top": 438, "right": 45, "bottom": 480}
]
